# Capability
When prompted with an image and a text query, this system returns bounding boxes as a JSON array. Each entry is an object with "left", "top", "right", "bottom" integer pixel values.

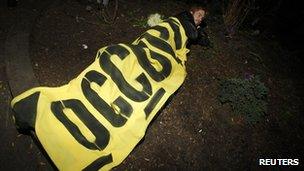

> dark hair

[{"left": 189, "top": 5, "right": 208, "bottom": 14}]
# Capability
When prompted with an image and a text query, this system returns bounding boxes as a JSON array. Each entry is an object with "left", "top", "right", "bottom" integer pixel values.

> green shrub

[{"left": 218, "top": 76, "right": 268, "bottom": 124}]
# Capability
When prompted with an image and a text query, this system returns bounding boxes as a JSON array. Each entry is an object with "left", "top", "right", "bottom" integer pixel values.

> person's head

[{"left": 190, "top": 6, "right": 207, "bottom": 26}]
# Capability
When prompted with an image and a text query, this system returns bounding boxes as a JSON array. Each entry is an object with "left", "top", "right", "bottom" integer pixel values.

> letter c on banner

[
  {"left": 99, "top": 45, "right": 152, "bottom": 102},
  {"left": 81, "top": 70, "right": 133, "bottom": 127}
]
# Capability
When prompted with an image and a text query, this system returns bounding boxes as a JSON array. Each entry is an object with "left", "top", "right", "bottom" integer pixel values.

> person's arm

[
  {"left": 175, "top": 11, "right": 198, "bottom": 41},
  {"left": 196, "top": 21, "right": 213, "bottom": 48}
]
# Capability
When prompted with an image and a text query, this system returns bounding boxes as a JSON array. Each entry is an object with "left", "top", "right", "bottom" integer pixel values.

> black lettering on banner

[
  {"left": 139, "top": 33, "right": 174, "bottom": 56},
  {"left": 99, "top": 45, "right": 152, "bottom": 102},
  {"left": 165, "top": 19, "right": 182, "bottom": 50},
  {"left": 83, "top": 154, "right": 113, "bottom": 171},
  {"left": 141, "top": 33, "right": 182, "bottom": 64},
  {"left": 135, "top": 73, "right": 152, "bottom": 95},
  {"left": 82, "top": 71, "right": 132, "bottom": 127},
  {"left": 151, "top": 25, "right": 169, "bottom": 40},
  {"left": 144, "top": 88, "right": 166, "bottom": 119},
  {"left": 131, "top": 44, "right": 172, "bottom": 82},
  {"left": 113, "top": 97, "right": 133, "bottom": 118},
  {"left": 51, "top": 99, "right": 110, "bottom": 150},
  {"left": 13, "top": 91, "right": 40, "bottom": 131}
]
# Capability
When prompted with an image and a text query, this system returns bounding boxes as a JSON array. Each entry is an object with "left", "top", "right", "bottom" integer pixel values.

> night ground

[{"left": 0, "top": 0, "right": 303, "bottom": 170}]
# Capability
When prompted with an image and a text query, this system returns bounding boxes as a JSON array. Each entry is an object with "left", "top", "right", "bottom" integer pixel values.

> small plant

[
  {"left": 132, "top": 16, "right": 148, "bottom": 28},
  {"left": 218, "top": 75, "right": 268, "bottom": 124},
  {"left": 97, "top": 0, "right": 118, "bottom": 24},
  {"left": 147, "top": 13, "right": 163, "bottom": 27},
  {"left": 132, "top": 13, "right": 164, "bottom": 28},
  {"left": 222, "top": 0, "right": 255, "bottom": 36}
]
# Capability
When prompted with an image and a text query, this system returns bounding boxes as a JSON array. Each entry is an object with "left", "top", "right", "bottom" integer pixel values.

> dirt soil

[{"left": 1, "top": 0, "right": 303, "bottom": 170}]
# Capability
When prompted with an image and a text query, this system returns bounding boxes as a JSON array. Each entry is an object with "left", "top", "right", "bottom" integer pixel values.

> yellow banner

[{"left": 11, "top": 17, "right": 189, "bottom": 170}]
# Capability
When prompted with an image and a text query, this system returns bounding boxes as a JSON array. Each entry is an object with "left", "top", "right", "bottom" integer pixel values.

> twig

[{"left": 63, "top": 9, "right": 110, "bottom": 36}]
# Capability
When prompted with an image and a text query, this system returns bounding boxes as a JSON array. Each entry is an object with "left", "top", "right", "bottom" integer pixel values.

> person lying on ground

[
  {"left": 175, "top": 5, "right": 213, "bottom": 48},
  {"left": 10, "top": 4, "right": 213, "bottom": 171}
]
